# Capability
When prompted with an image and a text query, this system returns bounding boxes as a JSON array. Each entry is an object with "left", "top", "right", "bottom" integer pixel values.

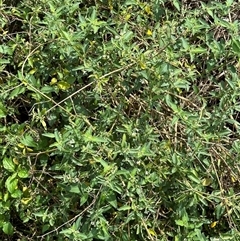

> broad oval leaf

[
  {"left": 3, "top": 222, "right": 14, "bottom": 235},
  {"left": 17, "top": 167, "right": 29, "bottom": 178},
  {"left": 5, "top": 173, "right": 18, "bottom": 193},
  {"left": 3, "top": 157, "right": 15, "bottom": 172}
]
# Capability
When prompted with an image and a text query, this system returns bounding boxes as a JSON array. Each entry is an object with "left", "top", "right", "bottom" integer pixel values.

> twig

[
  {"left": 37, "top": 185, "right": 103, "bottom": 240},
  {"left": 45, "top": 62, "right": 136, "bottom": 115}
]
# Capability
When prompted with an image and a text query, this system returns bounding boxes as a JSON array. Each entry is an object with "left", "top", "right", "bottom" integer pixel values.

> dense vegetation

[{"left": 1, "top": 0, "right": 240, "bottom": 240}]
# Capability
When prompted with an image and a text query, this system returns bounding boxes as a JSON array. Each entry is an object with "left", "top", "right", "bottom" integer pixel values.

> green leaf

[
  {"left": 137, "top": 143, "right": 154, "bottom": 158},
  {"left": 219, "top": 233, "right": 234, "bottom": 240},
  {"left": 11, "top": 189, "right": 22, "bottom": 198},
  {"left": 20, "top": 135, "right": 37, "bottom": 147},
  {"left": 0, "top": 45, "right": 14, "bottom": 55},
  {"left": 195, "top": 229, "right": 205, "bottom": 240},
  {"left": 173, "top": 79, "right": 190, "bottom": 90},
  {"left": 9, "top": 86, "right": 26, "bottom": 99},
  {"left": 42, "top": 132, "right": 55, "bottom": 138},
  {"left": 61, "top": 30, "right": 74, "bottom": 43},
  {"left": 69, "top": 184, "right": 80, "bottom": 194},
  {"left": 226, "top": 0, "right": 234, "bottom": 7},
  {"left": 17, "top": 167, "right": 29, "bottom": 178},
  {"left": 190, "top": 47, "right": 207, "bottom": 54},
  {"left": 175, "top": 219, "right": 185, "bottom": 226},
  {"left": 215, "top": 17, "right": 232, "bottom": 29},
  {"left": 83, "top": 128, "right": 108, "bottom": 143},
  {"left": 0, "top": 58, "right": 10, "bottom": 64},
  {"left": 0, "top": 102, "right": 7, "bottom": 118},
  {"left": 2, "top": 222, "right": 14, "bottom": 235},
  {"left": 5, "top": 173, "right": 18, "bottom": 194},
  {"left": 106, "top": 192, "right": 117, "bottom": 209},
  {"left": 216, "top": 203, "right": 225, "bottom": 219},
  {"left": 188, "top": 173, "right": 201, "bottom": 184},
  {"left": 3, "top": 157, "right": 15, "bottom": 172},
  {"left": 90, "top": 8, "right": 96, "bottom": 21},
  {"left": 74, "top": 216, "right": 82, "bottom": 230},
  {"left": 95, "top": 157, "right": 114, "bottom": 175},
  {"left": 181, "top": 37, "right": 189, "bottom": 49},
  {"left": 165, "top": 94, "right": 178, "bottom": 112},
  {"left": 41, "top": 86, "right": 55, "bottom": 93},
  {"left": 80, "top": 193, "right": 88, "bottom": 206},
  {"left": 54, "top": 129, "right": 61, "bottom": 142},
  {"left": 118, "top": 205, "right": 131, "bottom": 211},
  {"left": 123, "top": 31, "right": 134, "bottom": 41},
  {"left": 232, "top": 39, "right": 240, "bottom": 55},
  {"left": 124, "top": 0, "right": 137, "bottom": 5},
  {"left": 121, "top": 133, "right": 127, "bottom": 148},
  {"left": 172, "top": 0, "right": 180, "bottom": 11}
]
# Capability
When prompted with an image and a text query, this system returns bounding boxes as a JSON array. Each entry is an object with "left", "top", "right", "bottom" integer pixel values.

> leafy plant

[{"left": 0, "top": 0, "right": 240, "bottom": 240}]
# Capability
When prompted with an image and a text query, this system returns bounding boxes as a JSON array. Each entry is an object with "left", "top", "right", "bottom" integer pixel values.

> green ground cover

[{"left": 0, "top": 0, "right": 240, "bottom": 240}]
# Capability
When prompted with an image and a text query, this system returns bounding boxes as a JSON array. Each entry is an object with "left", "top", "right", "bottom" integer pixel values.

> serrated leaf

[
  {"left": 0, "top": 45, "right": 14, "bottom": 55},
  {"left": 20, "top": 135, "right": 37, "bottom": 147},
  {"left": 3, "top": 157, "right": 15, "bottom": 172}
]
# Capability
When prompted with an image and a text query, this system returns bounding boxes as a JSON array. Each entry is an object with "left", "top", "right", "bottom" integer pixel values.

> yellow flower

[
  {"left": 210, "top": 221, "right": 218, "bottom": 228},
  {"left": 21, "top": 197, "right": 32, "bottom": 205},
  {"left": 146, "top": 29, "right": 152, "bottom": 36},
  {"left": 57, "top": 81, "right": 71, "bottom": 90},
  {"left": 125, "top": 14, "right": 131, "bottom": 21},
  {"left": 144, "top": 5, "right": 152, "bottom": 15},
  {"left": 50, "top": 77, "right": 57, "bottom": 85},
  {"left": 139, "top": 61, "right": 146, "bottom": 69},
  {"left": 29, "top": 68, "right": 37, "bottom": 75}
]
